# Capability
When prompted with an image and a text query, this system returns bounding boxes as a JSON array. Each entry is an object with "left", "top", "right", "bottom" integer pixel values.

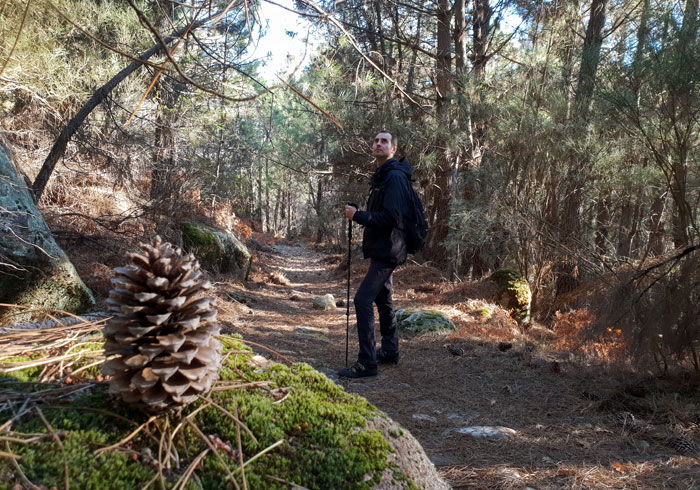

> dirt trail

[{"left": 219, "top": 244, "right": 700, "bottom": 489}]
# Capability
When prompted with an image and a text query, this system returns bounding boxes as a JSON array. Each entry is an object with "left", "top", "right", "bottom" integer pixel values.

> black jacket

[{"left": 352, "top": 158, "right": 413, "bottom": 266}]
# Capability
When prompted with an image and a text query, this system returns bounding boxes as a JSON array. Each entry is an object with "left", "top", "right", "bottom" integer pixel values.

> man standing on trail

[{"left": 339, "top": 130, "right": 413, "bottom": 378}]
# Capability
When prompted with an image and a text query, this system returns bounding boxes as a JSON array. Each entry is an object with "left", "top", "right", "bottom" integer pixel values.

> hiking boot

[
  {"left": 338, "top": 362, "right": 377, "bottom": 378},
  {"left": 376, "top": 348, "right": 400, "bottom": 365}
]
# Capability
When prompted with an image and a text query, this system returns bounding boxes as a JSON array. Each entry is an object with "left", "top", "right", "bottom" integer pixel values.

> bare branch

[
  {"left": 125, "top": 0, "right": 279, "bottom": 104},
  {"left": 31, "top": 5, "right": 246, "bottom": 201}
]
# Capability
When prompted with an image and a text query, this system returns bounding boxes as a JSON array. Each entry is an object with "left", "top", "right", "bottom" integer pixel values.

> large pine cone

[{"left": 102, "top": 237, "right": 221, "bottom": 413}]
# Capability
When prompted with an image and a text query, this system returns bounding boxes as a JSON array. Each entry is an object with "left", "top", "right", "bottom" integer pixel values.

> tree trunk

[
  {"left": 454, "top": 0, "right": 466, "bottom": 75},
  {"left": 574, "top": 0, "right": 607, "bottom": 119},
  {"left": 646, "top": 194, "right": 666, "bottom": 256},
  {"left": 426, "top": 0, "right": 453, "bottom": 258},
  {"left": 669, "top": 0, "right": 699, "bottom": 248},
  {"left": 616, "top": 199, "right": 642, "bottom": 259},
  {"left": 595, "top": 197, "right": 610, "bottom": 257},
  {"left": 556, "top": 0, "right": 607, "bottom": 295}
]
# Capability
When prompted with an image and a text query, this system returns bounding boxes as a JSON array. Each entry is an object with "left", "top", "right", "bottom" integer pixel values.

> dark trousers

[{"left": 354, "top": 259, "right": 399, "bottom": 368}]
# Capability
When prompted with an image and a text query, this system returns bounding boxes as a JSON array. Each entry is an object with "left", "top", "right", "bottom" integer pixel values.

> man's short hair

[{"left": 378, "top": 130, "right": 398, "bottom": 148}]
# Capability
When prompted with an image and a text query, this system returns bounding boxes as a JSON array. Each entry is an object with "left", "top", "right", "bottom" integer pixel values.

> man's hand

[{"left": 345, "top": 204, "right": 356, "bottom": 220}]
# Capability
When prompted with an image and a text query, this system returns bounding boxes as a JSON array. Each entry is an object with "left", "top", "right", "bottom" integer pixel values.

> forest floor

[{"left": 210, "top": 239, "right": 700, "bottom": 490}]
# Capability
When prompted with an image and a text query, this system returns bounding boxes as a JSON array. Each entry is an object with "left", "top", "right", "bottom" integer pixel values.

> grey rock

[
  {"left": 368, "top": 416, "right": 451, "bottom": 489},
  {"left": 294, "top": 327, "right": 329, "bottom": 340},
  {"left": 0, "top": 144, "right": 95, "bottom": 323},
  {"left": 312, "top": 293, "right": 337, "bottom": 310},
  {"left": 456, "top": 425, "right": 517, "bottom": 440}
]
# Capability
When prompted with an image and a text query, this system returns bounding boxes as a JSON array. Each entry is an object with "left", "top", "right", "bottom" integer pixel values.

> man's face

[{"left": 371, "top": 132, "right": 396, "bottom": 162}]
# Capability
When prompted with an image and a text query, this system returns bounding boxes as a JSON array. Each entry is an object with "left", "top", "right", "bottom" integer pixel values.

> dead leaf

[{"left": 612, "top": 461, "right": 626, "bottom": 473}]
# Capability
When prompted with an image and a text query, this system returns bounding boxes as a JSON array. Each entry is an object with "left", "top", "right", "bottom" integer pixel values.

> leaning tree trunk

[
  {"left": 31, "top": 10, "right": 226, "bottom": 202},
  {"left": 460, "top": 0, "right": 493, "bottom": 279}
]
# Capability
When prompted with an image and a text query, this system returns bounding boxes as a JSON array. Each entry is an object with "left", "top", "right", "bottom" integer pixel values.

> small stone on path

[
  {"left": 456, "top": 425, "right": 517, "bottom": 439},
  {"left": 412, "top": 414, "right": 437, "bottom": 422},
  {"left": 293, "top": 327, "right": 329, "bottom": 340},
  {"left": 312, "top": 294, "right": 337, "bottom": 310}
]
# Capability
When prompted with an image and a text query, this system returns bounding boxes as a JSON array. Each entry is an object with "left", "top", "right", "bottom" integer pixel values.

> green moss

[
  {"left": 389, "top": 427, "right": 403, "bottom": 438},
  {"left": 180, "top": 222, "right": 250, "bottom": 276},
  {"left": 477, "top": 307, "right": 493, "bottom": 319},
  {"left": 392, "top": 467, "right": 420, "bottom": 490},
  {"left": 0, "top": 339, "right": 103, "bottom": 383},
  {"left": 395, "top": 309, "right": 456, "bottom": 333},
  {"left": 181, "top": 221, "right": 218, "bottom": 247},
  {"left": 0, "top": 354, "right": 45, "bottom": 382},
  {"left": 0, "top": 338, "right": 399, "bottom": 489},
  {"left": 489, "top": 269, "right": 532, "bottom": 321}
]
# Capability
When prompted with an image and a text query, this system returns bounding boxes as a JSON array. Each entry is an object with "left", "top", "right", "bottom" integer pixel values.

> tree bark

[
  {"left": 668, "top": 0, "right": 699, "bottom": 247},
  {"left": 646, "top": 194, "right": 665, "bottom": 256},
  {"left": 556, "top": 0, "right": 607, "bottom": 295},
  {"left": 427, "top": 0, "right": 453, "bottom": 258}
]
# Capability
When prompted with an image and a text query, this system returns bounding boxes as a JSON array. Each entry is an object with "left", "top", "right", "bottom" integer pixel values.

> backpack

[{"left": 403, "top": 176, "right": 429, "bottom": 255}]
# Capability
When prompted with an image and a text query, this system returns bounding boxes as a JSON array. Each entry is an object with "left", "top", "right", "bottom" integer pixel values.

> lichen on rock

[
  {"left": 395, "top": 309, "right": 456, "bottom": 334},
  {"left": 0, "top": 144, "right": 95, "bottom": 323}
]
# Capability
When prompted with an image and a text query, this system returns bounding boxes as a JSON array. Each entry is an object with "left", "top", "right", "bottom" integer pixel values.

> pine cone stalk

[{"left": 102, "top": 237, "right": 221, "bottom": 413}]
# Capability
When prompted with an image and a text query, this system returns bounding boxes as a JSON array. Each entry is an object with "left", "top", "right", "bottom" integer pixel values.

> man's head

[{"left": 371, "top": 131, "right": 397, "bottom": 167}]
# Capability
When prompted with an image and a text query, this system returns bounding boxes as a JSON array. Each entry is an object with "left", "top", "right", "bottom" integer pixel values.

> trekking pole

[{"left": 345, "top": 202, "right": 357, "bottom": 368}]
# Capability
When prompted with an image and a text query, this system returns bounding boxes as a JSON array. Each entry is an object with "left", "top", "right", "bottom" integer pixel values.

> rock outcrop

[
  {"left": 180, "top": 221, "right": 251, "bottom": 278},
  {"left": 312, "top": 293, "right": 337, "bottom": 310},
  {"left": 0, "top": 144, "right": 94, "bottom": 322}
]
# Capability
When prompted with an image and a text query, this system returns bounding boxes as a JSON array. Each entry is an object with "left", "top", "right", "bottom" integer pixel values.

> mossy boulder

[
  {"left": 395, "top": 309, "right": 456, "bottom": 334},
  {"left": 0, "top": 337, "right": 449, "bottom": 489},
  {"left": 489, "top": 269, "right": 531, "bottom": 322},
  {"left": 0, "top": 144, "right": 95, "bottom": 323},
  {"left": 180, "top": 221, "right": 251, "bottom": 278}
]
